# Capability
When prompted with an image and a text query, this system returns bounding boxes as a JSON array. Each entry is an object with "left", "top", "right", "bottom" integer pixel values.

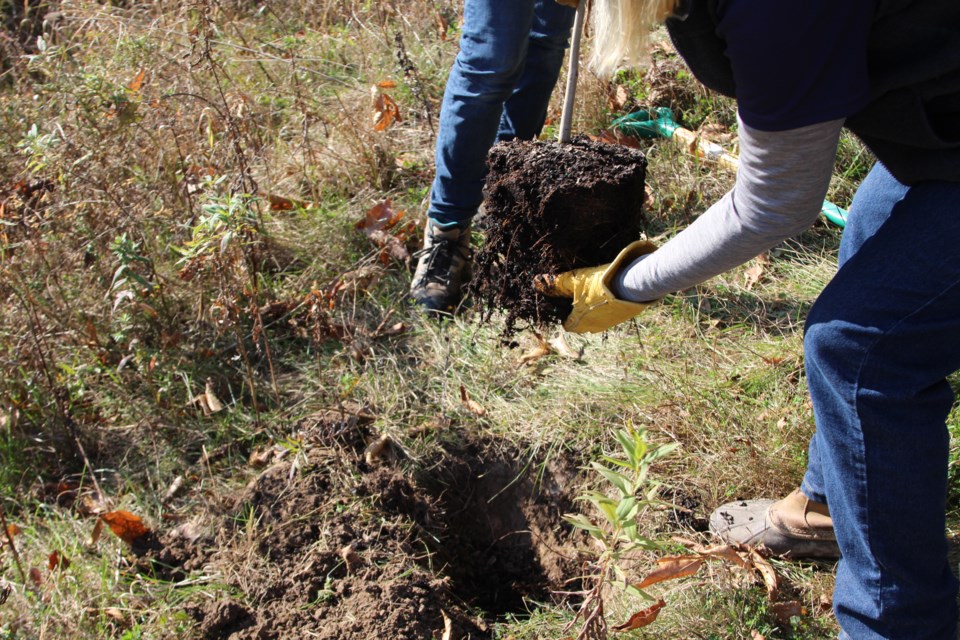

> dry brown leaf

[
  {"left": 548, "top": 333, "right": 582, "bottom": 360},
  {"left": 340, "top": 543, "right": 361, "bottom": 573},
  {"left": 91, "top": 517, "right": 104, "bottom": 545},
  {"left": 28, "top": 567, "right": 43, "bottom": 588},
  {"left": 364, "top": 434, "right": 393, "bottom": 466},
  {"left": 588, "top": 129, "right": 642, "bottom": 148},
  {"left": 611, "top": 599, "right": 666, "bottom": 632},
  {"left": 769, "top": 600, "right": 805, "bottom": 625},
  {"left": 357, "top": 200, "right": 402, "bottom": 232},
  {"left": 374, "top": 321, "right": 406, "bottom": 338},
  {"left": 5, "top": 524, "right": 21, "bottom": 539},
  {"left": 162, "top": 475, "right": 185, "bottom": 504},
  {"left": 104, "top": 607, "right": 126, "bottom": 623},
  {"left": 635, "top": 556, "right": 704, "bottom": 589},
  {"left": 204, "top": 378, "right": 224, "bottom": 413},
  {"left": 747, "top": 547, "right": 780, "bottom": 599},
  {"left": 356, "top": 201, "right": 412, "bottom": 263},
  {"left": 367, "top": 229, "right": 411, "bottom": 263},
  {"left": 47, "top": 550, "right": 70, "bottom": 571},
  {"left": 459, "top": 385, "right": 487, "bottom": 416},
  {"left": 267, "top": 194, "right": 302, "bottom": 211},
  {"left": 371, "top": 87, "right": 402, "bottom": 132},
  {"left": 517, "top": 334, "right": 551, "bottom": 366},
  {"left": 248, "top": 448, "right": 276, "bottom": 469},
  {"left": 100, "top": 510, "right": 151, "bottom": 546},
  {"left": 338, "top": 265, "right": 387, "bottom": 292},
  {"left": 127, "top": 68, "right": 146, "bottom": 93},
  {"left": 608, "top": 84, "right": 630, "bottom": 111},
  {"left": 76, "top": 490, "right": 109, "bottom": 517},
  {"left": 743, "top": 252, "right": 770, "bottom": 291},
  {"left": 819, "top": 592, "right": 833, "bottom": 613},
  {"left": 435, "top": 12, "right": 449, "bottom": 40},
  {"left": 751, "top": 631, "right": 766, "bottom": 640},
  {"left": 687, "top": 542, "right": 749, "bottom": 568},
  {"left": 701, "top": 123, "right": 735, "bottom": 144},
  {"left": 376, "top": 80, "right": 397, "bottom": 89},
  {"left": 441, "top": 609, "right": 453, "bottom": 640},
  {"left": 643, "top": 185, "right": 656, "bottom": 211}
]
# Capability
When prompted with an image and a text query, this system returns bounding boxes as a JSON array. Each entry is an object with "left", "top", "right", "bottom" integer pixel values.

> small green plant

[{"left": 564, "top": 426, "right": 678, "bottom": 640}]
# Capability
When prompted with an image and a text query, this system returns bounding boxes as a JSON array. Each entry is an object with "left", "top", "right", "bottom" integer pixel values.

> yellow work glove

[
  {"left": 534, "top": 239, "right": 658, "bottom": 334},
  {"left": 554, "top": 0, "right": 580, "bottom": 7}
]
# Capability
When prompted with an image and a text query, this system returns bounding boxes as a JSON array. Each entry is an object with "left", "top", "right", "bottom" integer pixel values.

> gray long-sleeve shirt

[{"left": 614, "top": 115, "right": 845, "bottom": 302}]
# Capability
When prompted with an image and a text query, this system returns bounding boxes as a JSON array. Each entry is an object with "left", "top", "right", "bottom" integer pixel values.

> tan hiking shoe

[
  {"left": 409, "top": 221, "right": 472, "bottom": 314},
  {"left": 709, "top": 489, "right": 840, "bottom": 559}
]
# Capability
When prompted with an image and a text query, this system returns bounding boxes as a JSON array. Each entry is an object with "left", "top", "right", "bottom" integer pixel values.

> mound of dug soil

[
  {"left": 469, "top": 136, "right": 647, "bottom": 335},
  {"left": 132, "top": 409, "right": 585, "bottom": 640}
]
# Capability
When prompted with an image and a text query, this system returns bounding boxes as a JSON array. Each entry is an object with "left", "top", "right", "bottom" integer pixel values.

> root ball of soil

[{"left": 469, "top": 136, "right": 647, "bottom": 335}]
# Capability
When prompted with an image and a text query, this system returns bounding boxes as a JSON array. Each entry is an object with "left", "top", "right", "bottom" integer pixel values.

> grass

[{"left": 0, "top": 1, "right": 944, "bottom": 639}]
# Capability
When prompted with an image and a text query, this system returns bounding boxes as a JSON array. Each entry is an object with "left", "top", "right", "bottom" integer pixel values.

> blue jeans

[
  {"left": 428, "top": 0, "right": 575, "bottom": 229},
  {"left": 800, "top": 163, "right": 960, "bottom": 639}
]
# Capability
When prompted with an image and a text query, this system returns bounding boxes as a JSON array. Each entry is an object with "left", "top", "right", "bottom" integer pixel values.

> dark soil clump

[{"left": 470, "top": 136, "right": 647, "bottom": 335}]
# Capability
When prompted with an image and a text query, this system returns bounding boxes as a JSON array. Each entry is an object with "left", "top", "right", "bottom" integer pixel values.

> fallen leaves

[
  {"left": 517, "top": 334, "right": 552, "bottom": 366},
  {"left": 743, "top": 252, "right": 770, "bottom": 291},
  {"left": 356, "top": 199, "right": 416, "bottom": 264},
  {"left": 641, "top": 539, "right": 781, "bottom": 599},
  {"left": 189, "top": 378, "right": 225, "bottom": 415},
  {"left": 625, "top": 537, "right": 809, "bottom": 633},
  {"left": 612, "top": 599, "right": 666, "bottom": 632},
  {"left": 363, "top": 433, "right": 394, "bottom": 466},
  {"left": 516, "top": 332, "right": 583, "bottom": 366},
  {"left": 371, "top": 83, "right": 402, "bottom": 132},
  {"left": 634, "top": 556, "right": 704, "bottom": 589},
  {"left": 459, "top": 385, "right": 486, "bottom": 417},
  {"left": 127, "top": 68, "right": 146, "bottom": 93},
  {"left": 47, "top": 550, "right": 70, "bottom": 571},
  {"left": 97, "top": 510, "right": 151, "bottom": 546}
]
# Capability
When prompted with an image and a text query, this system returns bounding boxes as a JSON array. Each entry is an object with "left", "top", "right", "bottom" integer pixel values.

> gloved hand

[
  {"left": 534, "top": 239, "right": 658, "bottom": 333},
  {"left": 554, "top": 0, "right": 581, "bottom": 8}
]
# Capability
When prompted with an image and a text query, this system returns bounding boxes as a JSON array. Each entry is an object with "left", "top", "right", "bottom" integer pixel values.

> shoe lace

[{"left": 413, "top": 234, "right": 470, "bottom": 286}]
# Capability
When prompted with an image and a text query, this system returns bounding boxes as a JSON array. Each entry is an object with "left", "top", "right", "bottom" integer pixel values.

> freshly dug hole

[
  {"left": 132, "top": 412, "right": 586, "bottom": 640},
  {"left": 469, "top": 136, "right": 647, "bottom": 335}
]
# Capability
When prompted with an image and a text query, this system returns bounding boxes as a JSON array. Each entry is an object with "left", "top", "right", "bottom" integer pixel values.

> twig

[{"left": 0, "top": 504, "right": 26, "bottom": 584}]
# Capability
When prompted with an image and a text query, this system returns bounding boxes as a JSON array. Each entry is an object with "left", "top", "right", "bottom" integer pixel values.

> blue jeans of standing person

[
  {"left": 428, "top": 0, "right": 575, "bottom": 229},
  {"left": 800, "top": 163, "right": 960, "bottom": 639}
]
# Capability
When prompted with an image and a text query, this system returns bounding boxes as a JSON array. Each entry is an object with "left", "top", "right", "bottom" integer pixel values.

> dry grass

[{"left": 0, "top": 1, "right": 922, "bottom": 639}]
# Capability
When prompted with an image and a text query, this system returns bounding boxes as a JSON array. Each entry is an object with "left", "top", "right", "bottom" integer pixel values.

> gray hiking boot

[
  {"left": 709, "top": 489, "right": 840, "bottom": 559},
  {"left": 409, "top": 220, "right": 472, "bottom": 314}
]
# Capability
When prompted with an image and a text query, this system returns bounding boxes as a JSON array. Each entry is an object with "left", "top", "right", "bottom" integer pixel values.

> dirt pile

[
  {"left": 132, "top": 410, "right": 585, "bottom": 640},
  {"left": 469, "top": 136, "right": 647, "bottom": 335}
]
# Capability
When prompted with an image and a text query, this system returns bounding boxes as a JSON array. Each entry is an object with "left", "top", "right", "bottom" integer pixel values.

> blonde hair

[{"left": 588, "top": 0, "right": 679, "bottom": 77}]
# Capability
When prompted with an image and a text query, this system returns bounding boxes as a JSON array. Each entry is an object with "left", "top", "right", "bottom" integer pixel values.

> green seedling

[{"left": 563, "top": 426, "right": 678, "bottom": 640}]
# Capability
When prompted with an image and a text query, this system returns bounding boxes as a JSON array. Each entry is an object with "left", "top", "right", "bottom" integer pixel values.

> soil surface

[
  {"left": 469, "top": 136, "right": 647, "bottom": 335},
  {"left": 132, "top": 408, "right": 585, "bottom": 639}
]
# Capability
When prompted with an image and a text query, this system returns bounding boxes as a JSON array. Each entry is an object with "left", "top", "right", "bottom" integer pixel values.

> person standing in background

[{"left": 409, "top": 0, "right": 576, "bottom": 314}]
